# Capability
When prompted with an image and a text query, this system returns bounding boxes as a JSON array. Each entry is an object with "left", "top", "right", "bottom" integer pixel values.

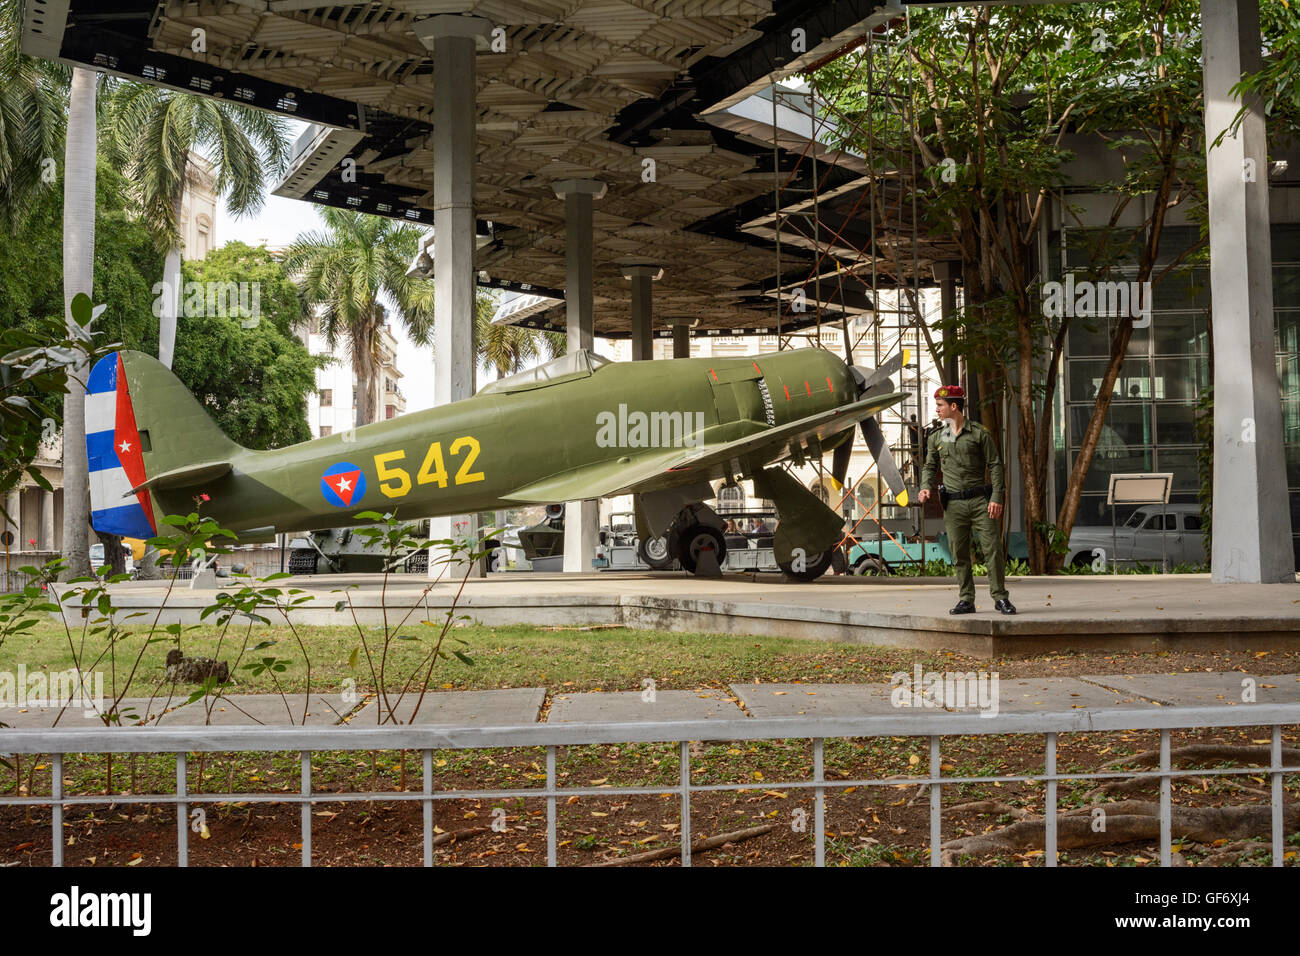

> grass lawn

[{"left": 3, "top": 620, "right": 967, "bottom": 699}]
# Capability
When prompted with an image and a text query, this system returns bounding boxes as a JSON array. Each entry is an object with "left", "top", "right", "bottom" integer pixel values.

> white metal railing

[{"left": 3, "top": 704, "right": 1297, "bottom": 867}]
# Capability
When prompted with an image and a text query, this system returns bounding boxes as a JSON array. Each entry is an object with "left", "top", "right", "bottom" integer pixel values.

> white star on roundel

[
  {"left": 336, "top": 477, "right": 352, "bottom": 492},
  {"left": 119, "top": 440, "right": 132, "bottom": 453}
]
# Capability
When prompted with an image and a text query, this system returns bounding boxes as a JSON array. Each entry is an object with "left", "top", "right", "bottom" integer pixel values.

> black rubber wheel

[
  {"left": 485, "top": 539, "right": 502, "bottom": 573},
  {"left": 676, "top": 525, "right": 727, "bottom": 575},
  {"left": 779, "top": 547, "right": 836, "bottom": 581},
  {"left": 638, "top": 533, "right": 676, "bottom": 570},
  {"left": 830, "top": 548, "right": 848, "bottom": 575},
  {"left": 852, "top": 555, "right": 890, "bottom": 576}
]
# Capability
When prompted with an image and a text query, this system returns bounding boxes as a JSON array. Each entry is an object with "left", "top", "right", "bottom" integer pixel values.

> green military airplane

[{"left": 86, "top": 346, "right": 911, "bottom": 581}]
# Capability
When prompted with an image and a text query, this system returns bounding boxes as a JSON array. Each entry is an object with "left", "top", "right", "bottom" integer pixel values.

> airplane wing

[{"left": 502, "top": 390, "right": 906, "bottom": 503}]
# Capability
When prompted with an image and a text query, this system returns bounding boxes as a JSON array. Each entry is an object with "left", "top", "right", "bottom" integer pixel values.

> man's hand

[
  {"left": 918, "top": 488, "right": 931, "bottom": 504},
  {"left": 988, "top": 501, "right": 1003, "bottom": 520}
]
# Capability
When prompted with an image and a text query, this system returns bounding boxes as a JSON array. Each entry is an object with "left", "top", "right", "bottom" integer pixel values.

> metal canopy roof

[{"left": 23, "top": 0, "right": 925, "bottom": 337}]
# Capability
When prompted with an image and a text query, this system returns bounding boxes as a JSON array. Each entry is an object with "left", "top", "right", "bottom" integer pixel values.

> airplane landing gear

[
  {"left": 676, "top": 525, "right": 727, "bottom": 575},
  {"left": 777, "top": 547, "right": 836, "bottom": 581}
]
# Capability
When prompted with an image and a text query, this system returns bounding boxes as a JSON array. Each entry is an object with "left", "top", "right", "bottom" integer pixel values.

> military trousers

[{"left": 943, "top": 495, "right": 1009, "bottom": 603}]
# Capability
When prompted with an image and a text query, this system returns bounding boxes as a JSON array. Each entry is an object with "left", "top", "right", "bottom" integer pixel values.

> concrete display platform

[
  {"left": 548, "top": 689, "right": 738, "bottom": 723},
  {"left": 152, "top": 693, "right": 355, "bottom": 726},
  {"left": 1081, "top": 672, "right": 1300, "bottom": 707},
  {"left": 347, "top": 688, "right": 546, "bottom": 726},
  {"left": 59, "top": 571, "right": 1300, "bottom": 656}
]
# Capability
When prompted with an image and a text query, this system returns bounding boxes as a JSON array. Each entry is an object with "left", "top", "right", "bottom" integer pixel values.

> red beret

[{"left": 934, "top": 384, "right": 965, "bottom": 400}]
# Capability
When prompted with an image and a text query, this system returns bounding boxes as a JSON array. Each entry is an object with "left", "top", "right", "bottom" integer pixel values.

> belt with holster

[{"left": 938, "top": 483, "right": 993, "bottom": 507}]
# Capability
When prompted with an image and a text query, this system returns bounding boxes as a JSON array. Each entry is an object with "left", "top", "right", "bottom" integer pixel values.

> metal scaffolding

[{"left": 766, "top": 14, "right": 933, "bottom": 573}]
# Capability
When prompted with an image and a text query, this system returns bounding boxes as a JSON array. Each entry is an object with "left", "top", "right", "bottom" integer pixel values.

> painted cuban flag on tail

[{"left": 86, "top": 352, "right": 157, "bottom": 538}]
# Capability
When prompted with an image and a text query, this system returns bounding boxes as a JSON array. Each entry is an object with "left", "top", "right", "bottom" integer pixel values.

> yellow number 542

[{"left": 374, "top": 436, "right": 484, "bottom": 499}]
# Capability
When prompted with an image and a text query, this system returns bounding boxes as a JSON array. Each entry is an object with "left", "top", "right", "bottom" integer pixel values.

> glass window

[
  {"left": 1152, "top": 269, "right": 1210, "bottom": 310},
  {"left": 1068, "top": 359, "right": 1150, "bottom": 402},
  {"left": 1154, "top": 447, "right": 1200, "bottom": 492},
  {"left": 1152, "top": 357, "right": 1208, "bottom": 401},
  {"left": 1142, "top": 512, "right": 1176, "bottom": 531},
  {"left": 1153, "top": 312, "right": 1209, "bottom": 355},
  {"left": 1066, "top": 317, "right": 1148, "bottom": 357},
  {"left": 320, "top": 389, "right": 332, "bottom": 407},
  {"left": 1273, "top": 268, "right": 1300, "bottom": 310},
  {"left": 1078, "top": 447, "right": 1155, "bottom": 492},
  {"left": 1071, "top": 402, "right": 1151, "bottom": 449},
  {"left": 1183, "top": 514, "right": 1202, "bottom": 531},
  {"left": 1154, "top": 402, "right": 1198, "bottom": 445},
  {"left": 1125, "top": 511, "right": 1145, "bottom": 529}
]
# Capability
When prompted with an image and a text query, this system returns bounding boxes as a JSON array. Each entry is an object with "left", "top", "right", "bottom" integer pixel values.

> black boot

[
  {"left": 949, "top": 600, "right": 976, "bottom": 615},
  {"left": 995, "top": 598, "right": 1017, "bottom": 615}
]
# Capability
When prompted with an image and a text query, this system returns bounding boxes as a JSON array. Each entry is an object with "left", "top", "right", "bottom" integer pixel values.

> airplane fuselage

[{"left": 146, "top": 348, "right": 859, "bottom": 536}]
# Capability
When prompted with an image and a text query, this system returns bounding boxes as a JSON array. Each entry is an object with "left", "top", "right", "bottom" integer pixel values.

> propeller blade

[
  {"left": 852, "top": 349, "right": 911, "bottom": 394},
  {"left": 831, "top": 436, "right": 853, "bottom": 487},
  {"left": 861, "top": 416, "right": 910, "bottom": 507}
]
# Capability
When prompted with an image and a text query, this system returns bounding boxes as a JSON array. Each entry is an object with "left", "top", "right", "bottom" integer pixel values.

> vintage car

[{"left": 1064, "top": 502, "right": 1206, "bottom": 568}]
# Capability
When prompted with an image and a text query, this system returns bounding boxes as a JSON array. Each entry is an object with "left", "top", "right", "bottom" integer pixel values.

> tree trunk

[
  {"left": 93, "top": 529, "right": 126, "bottom": 577},
  {"left": 158, "top": 188, "right": 185, "bottom": 369},
  {"left": 352, "top": 318, "right": 380, "bottom": 427},
  {"left": 59, "top": 68, "right": 97, "bottom": 581}
]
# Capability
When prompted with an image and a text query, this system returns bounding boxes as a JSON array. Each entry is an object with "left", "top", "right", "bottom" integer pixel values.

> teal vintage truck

[{"left": 847, "top": 532, "right": 1030, "bottom": 574}]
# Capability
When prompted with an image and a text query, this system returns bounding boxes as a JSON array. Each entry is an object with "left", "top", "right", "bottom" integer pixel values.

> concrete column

[
  {"left": 415, "top": 14, "right": 491, "bottom": 580},
  {"left": 1202, "top": 0, "right": 1295, "bottom": 583},
  {"left": 554, "top": 179, "right": 606, "bottom": 573},
  {"left": 622, "top": 264, "right": 662, "bottom": 361},
  {"left": 672, "top": 322, "right": 691, "bottom": 359},
  {"left": 41, "top": 489, "right": 55, "bottom": 551}
]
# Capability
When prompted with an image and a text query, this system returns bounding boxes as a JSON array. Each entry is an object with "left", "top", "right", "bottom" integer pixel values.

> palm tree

[
  {"left": 0, "top": 0, "right": 68, "bottom": 229},
  {"left": 59, "top": 66, "right": 96, "bottom": 580},
  {"left": 476, "top": 299, "right": 567, "bottom": 378},
  {"left": 102, "top": 82, "right": 291, "bottom": 367},
  {"left": 283, "top": 208, "right": 436, "bottom": 426}
]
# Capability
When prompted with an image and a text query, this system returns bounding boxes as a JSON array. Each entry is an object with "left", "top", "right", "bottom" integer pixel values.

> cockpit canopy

[{"left": 477, "top": 349, "right": 612, "bottom": 395}]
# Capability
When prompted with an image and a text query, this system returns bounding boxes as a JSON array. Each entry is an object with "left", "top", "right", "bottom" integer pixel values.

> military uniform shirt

[{"left": 920, "top": 419, "right": 1005, "bottom": 505}]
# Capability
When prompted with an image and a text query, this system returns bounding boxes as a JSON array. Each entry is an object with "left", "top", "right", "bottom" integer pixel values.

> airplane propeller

[{"left": 830, "top": 349, "right": 912, "bottom": 508}]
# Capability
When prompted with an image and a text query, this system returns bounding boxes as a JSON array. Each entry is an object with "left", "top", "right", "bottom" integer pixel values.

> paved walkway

[
  {"left": 60, "top": 571, "right": 1300, "bottom": 656},
  {"left": 5, "top": 672, "right": 1297, "bottom": 729}
]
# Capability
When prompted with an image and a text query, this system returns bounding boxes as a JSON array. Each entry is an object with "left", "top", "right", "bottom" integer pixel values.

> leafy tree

[
  {"left": 0, "top": 0, "right": 67, "bottom": 229},
  {"left": 476, "top": 292, "right": 564, "bottom": 378},
  {"left": 172, "top": 242, "right": 319, "bottom": 449},
  {"left": 0, "top": 299, "right": 114, "bottom": 529},
  {"left": 819, "top": 1, "right": 1206, "bottom": 572},
  {"left": 0, "top": 174, "right": 317, "bottom": 451},
  {"left": 283, "top": 208, "right": 436, "bottom": 425}
]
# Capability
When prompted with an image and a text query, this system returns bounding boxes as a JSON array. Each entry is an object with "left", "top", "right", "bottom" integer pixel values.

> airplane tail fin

[{"left": 86, "top": 350, "right": 241, "bottom": 537}]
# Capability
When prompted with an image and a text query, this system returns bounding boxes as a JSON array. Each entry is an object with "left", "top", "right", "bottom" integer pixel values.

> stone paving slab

[
  {"left": 347, "top": 688, "right": 545, "bottom": 726},
  {"left": 548, "top": 689, "right": 741, "bottom": 723},
  {"left": 0, "top": 697, "right": 178, "bottom": 728},
  {"left": 1081, "top": 672, "right": 1300, "bottom": 707},
  {"left": 732, "top": 683, "right": 897, "bottom": 717},
  {"left": 995, "top": 676, "right": 1158, "bottom": 712},
  {"left": 153, "top": 693, "right": 356, "bottom": 726}
]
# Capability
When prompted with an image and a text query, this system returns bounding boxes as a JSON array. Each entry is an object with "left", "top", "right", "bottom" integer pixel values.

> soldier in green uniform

[{"left": 918, "top": 385, "right": 1016, "bottom": 615}]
